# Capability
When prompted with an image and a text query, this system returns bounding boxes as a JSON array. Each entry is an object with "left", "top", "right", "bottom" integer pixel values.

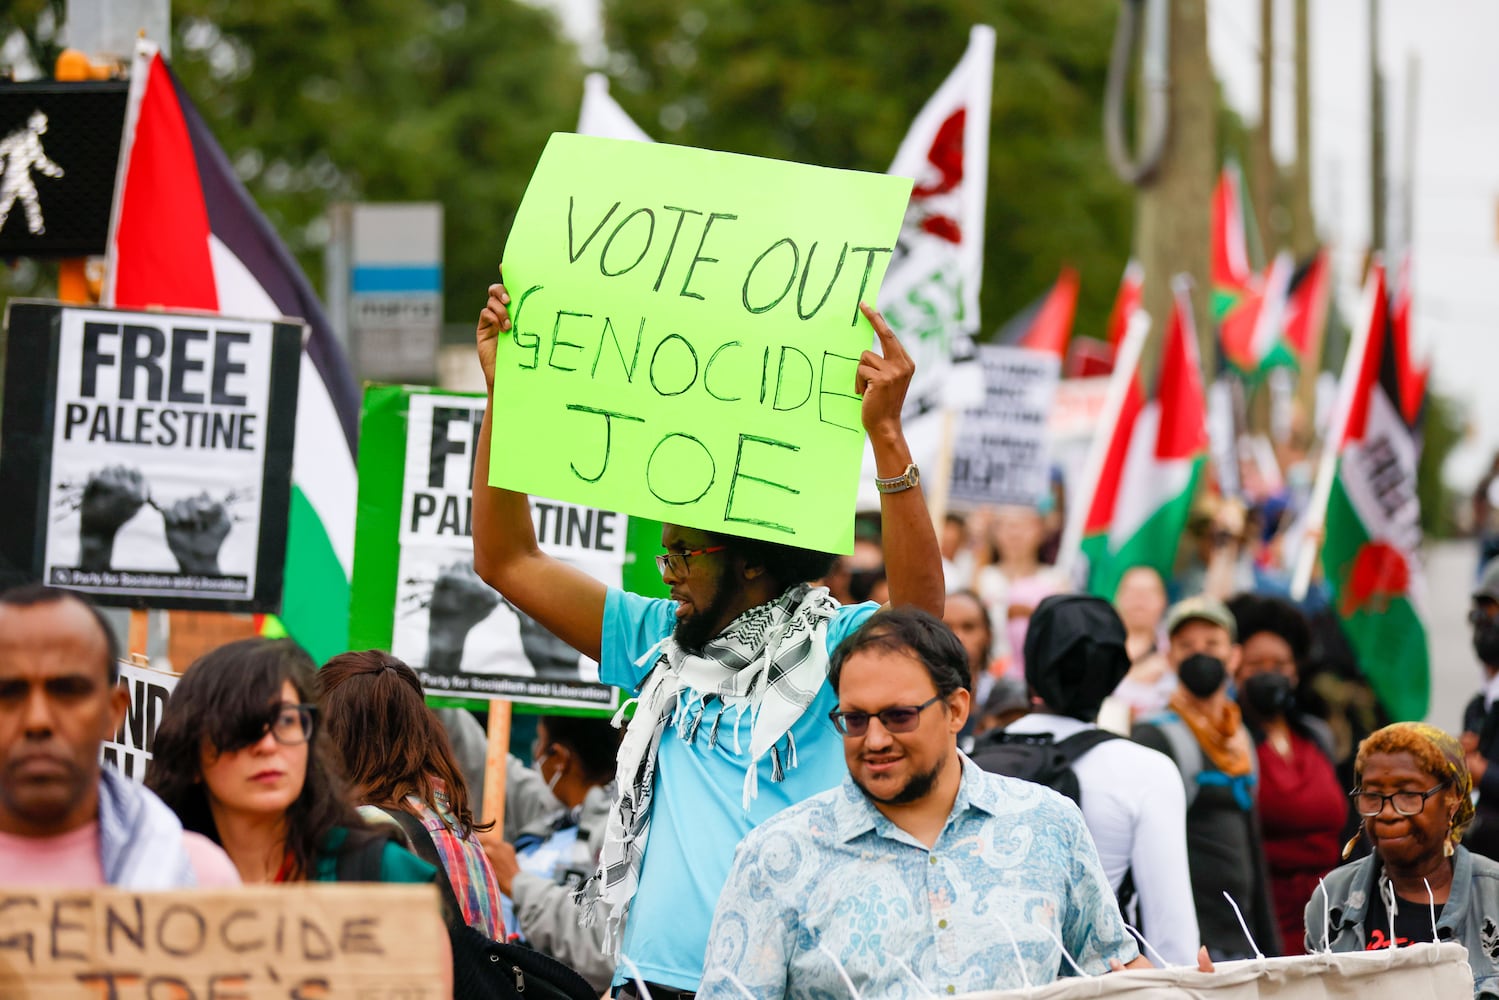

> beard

[
  {"left": 673, "top": 576, "right": 739, "bottom": 654},
  {"left": 852, "top": 752, "right": 946, "bottom": 807}
]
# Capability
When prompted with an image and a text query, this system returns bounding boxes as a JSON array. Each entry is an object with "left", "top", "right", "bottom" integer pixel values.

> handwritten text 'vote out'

[{"left": 499, "top": 194, "right": 894, "bottom": 541}]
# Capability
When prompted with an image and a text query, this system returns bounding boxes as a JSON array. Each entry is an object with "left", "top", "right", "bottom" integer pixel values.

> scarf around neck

[
  {"left": 1168, "top": 687, "right": 1255, "bottom": 778},
  {"left": 99, "top": 768, "right": 197, "bottom": 888},
  {"left": 576, "top": 582, "right": 840, "bottom": 954}
]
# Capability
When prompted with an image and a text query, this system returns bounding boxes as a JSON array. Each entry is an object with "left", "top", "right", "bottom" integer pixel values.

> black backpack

[
  {"left": 338, "top": 809, "right": 598, "bottom": 1000},
  {"left": 968, "top": 728, "right": 1122, "bottom": 805}
]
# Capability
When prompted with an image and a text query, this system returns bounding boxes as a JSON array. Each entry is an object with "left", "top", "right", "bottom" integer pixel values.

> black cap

[{"left": 1023, "top": 594, "right": 1131, "bottom": 722}]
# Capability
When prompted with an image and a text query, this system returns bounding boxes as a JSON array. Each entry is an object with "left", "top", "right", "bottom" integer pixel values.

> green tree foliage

[
  {"left": 164, "top": 0, "right": 582, "bottom": 326},
  {"left": 600, "top": 0, "right": 1134, "bottom": 341}
]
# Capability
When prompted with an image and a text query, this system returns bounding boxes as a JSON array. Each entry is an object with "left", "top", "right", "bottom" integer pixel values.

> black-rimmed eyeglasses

[
  {"left": 1350, "top": 780, "right": 1450, "bottom": 817},
  {"left": 654, "top": 546, "right": 726, "bottom": 578},
  {"left": 262, "top": 703, "right": 317, "bottom": 746},
  {"left": 829, "top": 695, "right": 943, "bottom": 737}
]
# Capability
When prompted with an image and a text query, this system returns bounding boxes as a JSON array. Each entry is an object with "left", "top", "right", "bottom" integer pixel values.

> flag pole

[
  {"left": 481, "top": 700, "right": 512, "bottom": 835},
  {"left": 1290, "top": 270, "right": 1380, "bottom": 601},
  {"left": 1055, "top": 311, "right": 1150, "bottom": 587}
]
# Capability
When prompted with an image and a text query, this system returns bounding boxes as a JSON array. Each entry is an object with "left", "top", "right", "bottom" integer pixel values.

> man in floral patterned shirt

[{"left": 700, "top": 608, "right": 1146, "bottom": 999}]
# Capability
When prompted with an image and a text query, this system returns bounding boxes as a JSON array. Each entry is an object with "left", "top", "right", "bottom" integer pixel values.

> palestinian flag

[
  {"left": 1211, "top": 163, "right": 1256, "bottom": 318},
  {"left": 1081, "top": 279, "right": 1210, "bottom": 599},
  {"left": 995, "top": 265, "right": 1079, "bottom": 359},
  {"left": 1317, "top": 264, "right": 1429, "bottom": 721},
  {"left": 1219, "top": 251, "right": 1297, "bottom": 376},
  {"left": 1105, "top": 259, "right": 1144, "bottom": 351},
  {"left": 106, "top": 42, "right": 359, "bottom": 661},
  {"left": 1390, "top": 252, "right": 1428, "bottom": 427},
  {"left": 1281, "top": 248, "right": 1332, "bottom": 362}
]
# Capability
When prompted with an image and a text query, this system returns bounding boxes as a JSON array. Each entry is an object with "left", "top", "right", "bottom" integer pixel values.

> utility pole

[
  {"left": 1252, "top": 0, "right": 1276, "bottom": 259},
  {"left": 1369, "top": 0, "right": 1387, "bottom": 256},
  {"left": 1136, "top": 0, "right": 1215, "bottom": 377},
  {"left": 1401, "top": 54, "right": 1420, "bottom": 255},
  {"left": 1289, "top": 0, "right": 1316, "bottom": 258}
]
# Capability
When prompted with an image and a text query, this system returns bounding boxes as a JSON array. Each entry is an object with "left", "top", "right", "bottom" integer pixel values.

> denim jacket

[{"left": 1305, "top": 845, "right": 1499, "bottom": 997}]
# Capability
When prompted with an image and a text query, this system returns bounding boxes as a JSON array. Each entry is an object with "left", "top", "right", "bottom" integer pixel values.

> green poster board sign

[
  {"left": 350, "top": 384, "right": 665, "bottom": 715},
  {"left": 489, "top": 133, "right": 912, "bottom": 555}
]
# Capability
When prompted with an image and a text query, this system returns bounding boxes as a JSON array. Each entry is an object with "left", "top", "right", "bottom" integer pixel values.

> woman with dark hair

[
  {"left": 317, "top": 650, "right": 505, "bottom": 939},
  {"left": 145, "top": 639, "right": 436, "bottom": 886},
  {"left": 1228, "top": 593, "right": 1347, "bottom": 955}
]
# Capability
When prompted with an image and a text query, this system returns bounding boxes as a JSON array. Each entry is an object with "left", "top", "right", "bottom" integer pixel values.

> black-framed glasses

[
  {"left": 654, "top": 546, "right": 726, "bottom": 578},
  {"left": 829, "top": 695, "right": 944, "bottom": 737},
  {"left": 1351, "top": 780, "right": 1450, "bottom": 817},
  {"left": 263, "top": 703, "right": 317, "bottom": 746}
]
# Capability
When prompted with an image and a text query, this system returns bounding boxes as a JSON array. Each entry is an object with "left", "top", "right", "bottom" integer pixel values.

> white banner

[
  {"left": 950, "top": 345, "right": 1060, "bottom": 507},
  {"left": 961, "top": 944, "right": 1471, "bottom": 999},
  {"left": 100, "top": 660, "right": 179, "bottom": 783},
  {"left": 42, "top": 307, "right": 295, "bottom": 606},
  {"left": 393, "top": 393, "right": 625, "bottom": 709}
]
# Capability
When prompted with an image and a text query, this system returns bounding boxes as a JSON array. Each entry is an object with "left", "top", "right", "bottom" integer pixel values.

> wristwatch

[{"left": 874, "top": 463, "right": 920, "bottom": 494}]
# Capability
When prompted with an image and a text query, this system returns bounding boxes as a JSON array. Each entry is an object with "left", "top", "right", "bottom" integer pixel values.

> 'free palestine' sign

[{"left": 489, "top": 133, "right": 912, "bottom": 554}]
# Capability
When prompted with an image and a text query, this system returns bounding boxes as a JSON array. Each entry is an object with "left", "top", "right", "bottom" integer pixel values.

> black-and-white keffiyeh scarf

[{"left": 575, "top": 582, "right": 841, "bottom": 954}]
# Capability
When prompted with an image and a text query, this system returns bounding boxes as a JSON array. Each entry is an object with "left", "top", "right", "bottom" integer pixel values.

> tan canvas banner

[
  {"left": 0, "top": 883, "right": 446, "bottom": 999},
  {"left": 960, "top": 944, "right": 1474, "bottom": 999}
]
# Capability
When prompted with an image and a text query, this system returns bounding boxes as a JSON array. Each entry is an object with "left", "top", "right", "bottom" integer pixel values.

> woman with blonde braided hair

[{"left": 1306, "top": 723, "right": 1499, "bottom": 996}]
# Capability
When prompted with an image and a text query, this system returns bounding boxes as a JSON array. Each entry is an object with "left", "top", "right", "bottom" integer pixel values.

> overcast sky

[{"left": 1208, "top": 0, "right": 1499, "bottom": 490}]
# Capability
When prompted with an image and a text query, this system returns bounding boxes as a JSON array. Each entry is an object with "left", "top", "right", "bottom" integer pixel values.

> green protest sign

[
  {"left": 350, "top": 384, "right": 664, "bottom": 716},
  {"left": 490, "top": 133, "right": 913, "bottom": 554}
]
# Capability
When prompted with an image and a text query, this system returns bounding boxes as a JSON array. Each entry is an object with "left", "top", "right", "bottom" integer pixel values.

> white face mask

[{"left": 533, "top": 749, "right": 563, "bottom": 793}]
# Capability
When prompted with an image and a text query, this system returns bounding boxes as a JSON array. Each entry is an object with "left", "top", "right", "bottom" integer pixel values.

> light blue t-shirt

[{"left": 600, "top": 588, "right": 878, "bottom": 991}]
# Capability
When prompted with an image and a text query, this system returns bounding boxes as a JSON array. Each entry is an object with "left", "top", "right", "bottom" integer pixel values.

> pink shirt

[{"left": 0, "top": 823, "right": 241, "bottom": 887}]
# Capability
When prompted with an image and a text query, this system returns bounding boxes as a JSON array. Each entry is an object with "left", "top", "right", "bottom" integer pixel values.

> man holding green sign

[{"left": 472, "top": 135, "right": 942, "bottom": 998}]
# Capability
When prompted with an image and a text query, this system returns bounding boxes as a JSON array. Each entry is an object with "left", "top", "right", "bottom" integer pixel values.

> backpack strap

[
  {"left": 334, "top": 832, "right": 390, "bottom": 884},
  {"left": 1050, "top": 728, "right": 1123, "bottom": 764},
  {"left": 378, "top": 806, "right": 466, "bottom": 932},
  {"left": 1155, "top": 717, "right": 1205, "bottom": 809}
]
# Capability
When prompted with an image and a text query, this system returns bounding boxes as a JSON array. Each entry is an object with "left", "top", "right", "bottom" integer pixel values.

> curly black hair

[{"left": 1226, "top": 593, "right": 1312, "bottom": 663}]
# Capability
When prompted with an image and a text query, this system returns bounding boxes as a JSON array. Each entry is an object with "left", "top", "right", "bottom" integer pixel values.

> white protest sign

[
  {"left": 0, "top": 884, "right": 447, "bottom": 998},
  {"left": 948, "top": 344, "right": 1060, "bottom": 507},
  {"left": 99, "top": 660, "right": 179, "bottom": 784},
  {"left": 3, "top": 303, "right": 302, "bottom": 611},
  {"left": 385, "top": 391, "right": 625, "bottom": 710},
  {"left": 959, "top": 944, "right": 1472, "bottom": 1000}
]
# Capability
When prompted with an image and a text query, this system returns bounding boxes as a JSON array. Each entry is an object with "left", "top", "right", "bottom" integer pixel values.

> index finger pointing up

[{"left": 860, "top": 302, "right": 907, "bottom": 359}]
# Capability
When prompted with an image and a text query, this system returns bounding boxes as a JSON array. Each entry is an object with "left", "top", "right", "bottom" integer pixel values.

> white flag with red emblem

[{"left": 859, "top": 25, "right": 995, "bottom": 508}]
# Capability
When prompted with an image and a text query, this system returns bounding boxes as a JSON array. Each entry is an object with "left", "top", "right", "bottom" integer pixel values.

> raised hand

[
  {"left": 78, "top": 465, "right": 149, "bottom": 571},
  {"left": 476, "top": 266, "right": 512, "bottom": 393},
  {"left": 855, "top": 302, "right": 915, "bottom": 441},
  {"left": 161, "top": 492, "right": 233, "bottom": 576},
  {"left": 427, "top": 561, "right": 502, "bottom": 675}
]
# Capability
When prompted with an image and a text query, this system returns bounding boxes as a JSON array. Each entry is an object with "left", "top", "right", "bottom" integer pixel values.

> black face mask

[
  {"left": 1177, "top": 653, "right": 1227, "bottom": 698},
  {"left": 1241, "top": 671, "right": 1296, "bottom": 720},
  {"left": 1475, "top": 620, "right": 1499, "bottom": 667}
]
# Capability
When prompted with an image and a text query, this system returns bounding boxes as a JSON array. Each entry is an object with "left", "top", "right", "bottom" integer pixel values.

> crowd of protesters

[{"left": 2, "top": 277, "right": 1496, "bottom": 999}]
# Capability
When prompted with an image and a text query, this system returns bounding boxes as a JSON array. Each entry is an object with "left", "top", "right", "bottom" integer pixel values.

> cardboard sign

[
  {"left": 960, "top": 943, "right": 1471, "bottom": 998},
  {"left": 949, "top": 345, "right": 1060, "bottom": 507},
  {"left": 0, "top": 884, "right": 446, "bottom": 998},
  {"left": 351, "top": 385, "right": 637, "bottom": 712},
  {"left": 100, "top": 661, "right": 180, "bottom": 783},
  {"left": 490, "top": 133, "right": 913, "bottom": 554},
  {"left": 0, "top": 302, "right": 301, "bottom": 612}
]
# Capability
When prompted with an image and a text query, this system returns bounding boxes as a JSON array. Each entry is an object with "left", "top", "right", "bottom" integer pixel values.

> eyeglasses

[
  {"left": 262, "top": 703, "right": 316, "bottom": 746},
  {"left": 654, "top": 546, "right": 726, "bottom": 578},
  {"left": 1350, "top": 780, "right": 1450, "bottom": 817},
  {"left": 1469, "top": 603, "right": 1499, "bottom": 626},
  {"left": 829, "top": 695, "right": 944, "bottom": 737}
]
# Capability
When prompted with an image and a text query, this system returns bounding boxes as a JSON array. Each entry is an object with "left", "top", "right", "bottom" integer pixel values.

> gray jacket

[
  {"left": 1305, "top": 845, "right": 1499, "bottom": 997},
  {"left": 510, "top": 783, "right": 614, "bottom": 991}
]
